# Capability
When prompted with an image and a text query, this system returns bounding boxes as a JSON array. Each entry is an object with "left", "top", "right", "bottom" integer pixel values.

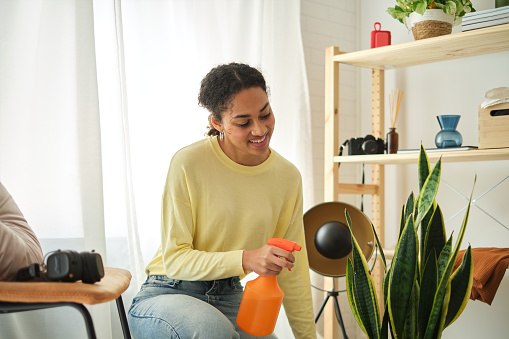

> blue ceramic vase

[{"left": 435, "top": 115, "right": 463, "bottom": 148}]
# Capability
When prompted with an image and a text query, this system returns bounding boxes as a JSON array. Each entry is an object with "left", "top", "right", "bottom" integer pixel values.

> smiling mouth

[{"left": 249, "top": 134, "right": 267, "bottom": 144}]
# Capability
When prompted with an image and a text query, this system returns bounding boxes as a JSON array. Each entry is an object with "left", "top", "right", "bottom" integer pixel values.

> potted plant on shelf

[
  {"left": 387, "top": 0, "right": 476, "bottom": 40},
  {"left": 345, "top": 145, "right": 475, "bottom": 339}
]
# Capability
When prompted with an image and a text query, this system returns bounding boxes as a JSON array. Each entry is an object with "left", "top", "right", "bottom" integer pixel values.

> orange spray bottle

[{"left": 236, "top": 238, "right": 301, "bottom": 337}]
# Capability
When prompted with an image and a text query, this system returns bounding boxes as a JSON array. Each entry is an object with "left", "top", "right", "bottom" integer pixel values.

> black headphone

[{"left": 17, "top": 250, "right": 104, "bottom": 284}]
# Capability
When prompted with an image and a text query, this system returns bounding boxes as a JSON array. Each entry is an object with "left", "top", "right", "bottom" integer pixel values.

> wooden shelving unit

[
  {"left": 335, "top": 147, "right": 509, "bottom": 164},
  {"left": 323, "top": 24, "right": 509, "bottom": 339},
  {"left": 333, "top": 24, "right": 509, "bottom": 69}
]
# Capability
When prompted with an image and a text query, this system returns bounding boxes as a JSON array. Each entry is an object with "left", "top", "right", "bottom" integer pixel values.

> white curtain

[{"left": 0, "top": 0, "right": 312, "bottom": 338}]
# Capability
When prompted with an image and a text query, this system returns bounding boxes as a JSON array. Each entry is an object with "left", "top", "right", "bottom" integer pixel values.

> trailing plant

[
  {"left": 387, "top": 0, "right": 476, "bottom": 26},
  {"left": 345, "top": 145, "right": 475, "bottom": 339}
]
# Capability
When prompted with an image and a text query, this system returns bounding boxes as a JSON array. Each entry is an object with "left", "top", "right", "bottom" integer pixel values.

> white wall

[{"left": 302, "top": 0, "right": 509, "bottom": 338}]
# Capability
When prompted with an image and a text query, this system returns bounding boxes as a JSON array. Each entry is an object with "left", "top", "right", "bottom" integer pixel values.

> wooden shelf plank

[
  {"left": 333, "top": 24, "right": 509, "bottom": 69},
  {"left": 334, "top": 148, "right": 509, "bottom": 164},
  {"left": 338, "top": 183, "right": 379, "bottom": 195}
]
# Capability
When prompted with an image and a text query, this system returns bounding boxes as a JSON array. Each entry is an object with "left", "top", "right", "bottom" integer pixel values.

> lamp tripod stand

[
  {"left": 314, "top": 279, "right": 348, "bottom": 339},
  {"left": 304, "top": 201, "right": 375, "bottom": 339}
]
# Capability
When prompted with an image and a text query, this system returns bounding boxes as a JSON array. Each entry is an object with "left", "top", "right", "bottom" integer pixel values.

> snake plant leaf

[
  {"left": 380, "top": 306, "right": 390, "bottom": 339},
  {"left": 388, "top": 215, "right": 418, "bottom": 339},
  {"left": 346, "top": 210, "right": 381, "bottom": 339},
  {"left": 423, "top": 271, "right": 450, "bottom": 339},
  {"left": 405, "top": 192, "right": 415, "bottom": 223},
  {"left": 423, "top": 205, "right": 447, "bottom": 271},
  {"left": 346, "top": 258, "right": 367, "bottom": 335},
  {"left": 423, "top": 177, "right": 475, "bottom": 339},
  {"left": 420, "top": 202, "right": 436, "bottom": 266},
  {"left": 436, "top": 280, "right": 452, "bottom": 338},
  {"left": 381, "top": 267, "right": 394, "bottom": 339},
  {"left": 371, "top": 220, "right": 387, "bottom": 272},
  {"left": 403, "top": 281, "right": 419, "bottom": 339},
  {"left": 415, "top": 158, "right": 441, "bottom": 228},
  {"left": 419, "top": 249, "right": 438, "bottom": 337},
  {"left": 383, "top": 265, "right": 392, "bottom": 304},
  {"left": 437, "top": 236, "right": 453, "bottom": 281},
  {"left": 402, "top": 192, "right": 414, "bottom": 239},
  {"left": 445, "top": 245, "right": 473, "bottom": 328},
  {"left": 418, "top": 143, "right": 430, "bottom": 192}
]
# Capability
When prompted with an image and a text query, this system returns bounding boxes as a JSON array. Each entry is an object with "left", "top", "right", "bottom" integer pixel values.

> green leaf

[
  {"left": 388, "top": 216, "right": 418, "bottom": 338},
  {"left": 437, "top": 236, "right": 453, "bottom": 280},
  {"left": 346, "top": 210, "right": 381, "bottom": 339},
  {"left": 403, "top": 192, "right": 415, "bottom": 236},
  {"left": 444, "top": 1, "right": 457, "bottom": 15},
  {"left": 436, "top": 281, "right": 452, "bottom": 338},
  {"left": 419, "top": 250, "right": 438, "bottom": 337},
  {"left": 420, "top": 204, "right": 435, "bottom": 279},
  {"left": 380, "top": 307, "right": 390, "bottom": 339},
  {"left": 445, "top": 246, "right": 474, "bottom": 328},
  {"left": 423, "top": 177, "right": 476, "bottom": 339},
  {"left": 415, "top": 1, "right": 428, "bottom": 15},
  {"left": 418, "top": 144, "right": 430, "bottom": 192},
  {"left": 403, "top": 281, "right": 419, "bottom": 339},
  {"left": 416, "top": 158, "right": 441, "bottom": 228},
  {"left": 423, "top": 205, "right": 447, "bottom": 270},
  {"left": 383, "top": 265, "right": 392, "bottom": 305},
  {"left": 371, "top": 221, "right": 387, "bottom": 273},
  {"left": 346, "top": 258, "right": 367, "bottom": 334}
]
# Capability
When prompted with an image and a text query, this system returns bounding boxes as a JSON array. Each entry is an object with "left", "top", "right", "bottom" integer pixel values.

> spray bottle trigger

[{"left": 267, "top": 238, "right": 301, "bottom": 271}]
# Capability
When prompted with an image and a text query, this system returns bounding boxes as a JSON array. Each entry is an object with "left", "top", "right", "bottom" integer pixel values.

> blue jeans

[{"left": 128, "top": 275, "right": 278, "bottom": 339}]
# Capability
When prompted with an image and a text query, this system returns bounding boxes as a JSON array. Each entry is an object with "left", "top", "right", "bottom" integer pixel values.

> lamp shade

[{"left": 304, "top": 201, "right": 374, "bottom": 277}]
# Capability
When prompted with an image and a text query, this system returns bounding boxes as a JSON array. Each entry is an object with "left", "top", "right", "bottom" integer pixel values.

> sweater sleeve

[
  {"left": 0, "top": 182, "right": 43, "bottom": 281},
  {"left": 159, "top": 192, "right": 245, "bottom": 280}
]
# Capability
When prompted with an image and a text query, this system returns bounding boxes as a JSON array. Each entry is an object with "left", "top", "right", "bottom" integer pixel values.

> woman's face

[{"left": 215, "top": 87, "right": 275, "bottom": 166}]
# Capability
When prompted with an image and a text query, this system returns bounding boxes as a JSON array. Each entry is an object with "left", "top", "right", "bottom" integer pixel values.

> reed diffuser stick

[{"left": 389, "top": 89, "right": 403, "bottom": 128}]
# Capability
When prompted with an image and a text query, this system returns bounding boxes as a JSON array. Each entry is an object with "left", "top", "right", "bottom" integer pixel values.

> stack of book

[{"left": 462, "top": 7, "right": 509, "bottom": 31}]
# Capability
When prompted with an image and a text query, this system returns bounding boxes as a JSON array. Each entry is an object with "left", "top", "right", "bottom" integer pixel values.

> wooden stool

[{"left": 0, "top": 267, "right": 132, "bottom": 339}]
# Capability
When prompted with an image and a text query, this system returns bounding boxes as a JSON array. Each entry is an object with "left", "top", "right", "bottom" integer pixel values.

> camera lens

[{"left": 362, "top": 140, "right": 379, "bottom": 154}]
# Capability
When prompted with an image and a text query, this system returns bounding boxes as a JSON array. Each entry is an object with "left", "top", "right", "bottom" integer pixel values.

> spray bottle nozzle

[{"left": 267, "top": 238, "right": 301, "bottom": 271}]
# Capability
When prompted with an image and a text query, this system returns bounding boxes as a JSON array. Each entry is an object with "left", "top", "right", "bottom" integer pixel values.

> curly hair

[{"left": 198, "top": 63, "right": 268, "bottom": 137}]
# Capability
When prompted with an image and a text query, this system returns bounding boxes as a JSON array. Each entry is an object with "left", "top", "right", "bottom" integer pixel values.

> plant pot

[{"left": 408, "top": 9, "right": 454, "bottom": 40}]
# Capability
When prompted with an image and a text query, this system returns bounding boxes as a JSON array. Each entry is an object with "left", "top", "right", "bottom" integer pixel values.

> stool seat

[{"left": 0, "top": 267, "right": 132, "bottom": 338}]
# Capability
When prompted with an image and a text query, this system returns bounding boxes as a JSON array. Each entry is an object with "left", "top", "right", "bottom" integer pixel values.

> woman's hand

[{"left": 242, "top": 244, "right": 295, "bottom": 276}]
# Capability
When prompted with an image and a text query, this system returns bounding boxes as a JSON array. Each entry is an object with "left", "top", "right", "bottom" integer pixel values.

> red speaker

[{"left": 371, "top": 22, "right": 391, "bottom": 48}]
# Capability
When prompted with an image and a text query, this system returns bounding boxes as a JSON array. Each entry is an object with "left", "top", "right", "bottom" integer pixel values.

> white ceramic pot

[
  {"left": 407, "top": 9, "right": 455, "bottom": 28},
  {"left": 406, "top": 9, "right": 455, "bottom": 40}
]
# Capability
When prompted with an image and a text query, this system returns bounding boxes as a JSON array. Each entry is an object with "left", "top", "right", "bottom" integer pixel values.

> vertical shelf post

[
  {"left": 371, "top": 68, "right": 385, "bottom": 312},
  {"left": 323, "top": 46, "right": 340, "bottom": 339}
]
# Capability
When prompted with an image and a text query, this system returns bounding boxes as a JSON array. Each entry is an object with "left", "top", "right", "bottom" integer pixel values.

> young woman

[
  {"left": 0, "top": 181, "right": 43, "bottom": 281},
  {"left": 128, "top": 63, "right": 316, "bottom": 338}
]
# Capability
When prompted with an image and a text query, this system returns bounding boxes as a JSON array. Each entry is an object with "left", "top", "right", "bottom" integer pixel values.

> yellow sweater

[{"left": 146, "top": 136, "right": 316, "bottom": 338}]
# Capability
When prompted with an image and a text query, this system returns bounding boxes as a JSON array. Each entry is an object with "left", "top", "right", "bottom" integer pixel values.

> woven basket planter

[{"left": 408, "top": 9, "right": 454, "bottom": 40}]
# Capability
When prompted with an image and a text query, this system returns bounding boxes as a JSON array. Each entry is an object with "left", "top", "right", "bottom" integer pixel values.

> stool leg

[
  {"left": 70, "top": 303, "right": 97, "bottom": 339},
  {"left": 116, "top": 296, "right": 132, "bottom": 339}
]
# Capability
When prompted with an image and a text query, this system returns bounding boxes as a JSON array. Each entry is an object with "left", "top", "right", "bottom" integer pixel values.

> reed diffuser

[{"left": 387, "top": 89, "right": 403, "bottom": 154}]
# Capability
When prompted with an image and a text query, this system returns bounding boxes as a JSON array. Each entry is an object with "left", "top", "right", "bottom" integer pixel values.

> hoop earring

[{"left": 220, "top": 131, "right": 224, "bottom": 141}]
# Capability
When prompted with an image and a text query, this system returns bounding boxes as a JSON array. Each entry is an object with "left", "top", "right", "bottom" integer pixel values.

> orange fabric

[
  {"left": 0, "top": 267, "right": 131, "bottom": 305},
  {"left": 454, "top": 247, "right": 509, "bottom": 305}
]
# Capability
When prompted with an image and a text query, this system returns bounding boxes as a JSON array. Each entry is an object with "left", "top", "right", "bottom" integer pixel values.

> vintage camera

[
  {"left": 17, "top": 250, "right": 104, "bottom": 284},
  {"left": 347, "top": 135, "right": 386, "bottom": 155}
]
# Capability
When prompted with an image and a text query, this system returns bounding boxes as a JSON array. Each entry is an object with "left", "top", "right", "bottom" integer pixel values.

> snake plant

[{"left": 346, "top": 145, "right": 474, "bottom": 339}]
